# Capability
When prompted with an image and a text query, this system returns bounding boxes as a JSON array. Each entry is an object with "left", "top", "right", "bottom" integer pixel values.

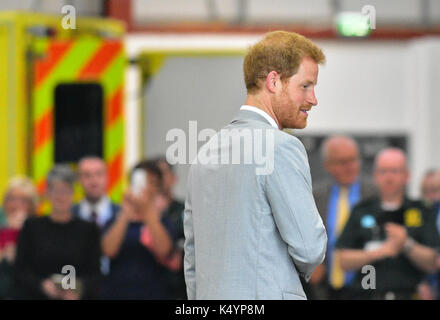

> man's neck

[
  {"left": 337, "top": 181, "right": 355, "bottom": 189},
  {"left": 381, "top": 193, "right": 404, "bottom": 210},
  {"left": 50, "top": 211, "right": 72, "bottom": 223},
  {"left": 85, "top": 196, "right": 105, "bottom": 206},
  {"left": 245, "top": 95, "right": 281, "bottom": 129}
]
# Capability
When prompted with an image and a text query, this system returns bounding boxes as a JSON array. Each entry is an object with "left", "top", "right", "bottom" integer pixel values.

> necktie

[
  {"left": 330, "top": 187, "right": 350, "bottom": 289},
  {"left": 91, "top": 210, "right": 98, "bottom": 224}
]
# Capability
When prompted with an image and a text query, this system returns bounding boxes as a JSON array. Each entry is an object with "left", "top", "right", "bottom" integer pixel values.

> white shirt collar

[
  {"left": 79, "top": 196, "right": 111, "bottom": 225},
  {"left": 240, "top": 105, "right": 279, "bottom": 129}
]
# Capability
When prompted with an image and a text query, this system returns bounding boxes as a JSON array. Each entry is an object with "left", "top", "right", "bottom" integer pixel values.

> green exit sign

[{"left": 336, "top": 12, "right": 373, "bottom": 37}]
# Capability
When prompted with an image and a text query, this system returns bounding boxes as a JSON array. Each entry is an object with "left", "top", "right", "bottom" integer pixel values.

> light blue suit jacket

[{"left": 184, "top": 109, "right": 327, "bottom": 300}]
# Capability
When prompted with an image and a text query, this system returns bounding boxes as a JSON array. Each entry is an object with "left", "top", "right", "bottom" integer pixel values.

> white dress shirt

[
  {"left": 240, "top": 105, "right": 279, "bottom": 129},
  {"left": 78, "top": 196, "right": 113, "bottom": 275},
  {"left": 78, "top": 196, "right": 112, "bottom": 228}
]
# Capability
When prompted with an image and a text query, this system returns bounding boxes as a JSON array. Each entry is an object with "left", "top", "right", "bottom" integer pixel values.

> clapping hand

[
  {"left": 385, "top": 223, "right": 407, "bottom": 248},
  {"left": 381, "top": 223, "right": 408, "bottom": 257},
  {"left": 133, "top": 183, "right": 161, "bottom": 223},
  {"left": 122, "top": 174, "right": 163, "bottom": 223},
  {"left": 41, "top": 279, "right": 62, "bottom": 299},
  {"left": 120, "top": 192, "right": 142, "bottom": 222}
]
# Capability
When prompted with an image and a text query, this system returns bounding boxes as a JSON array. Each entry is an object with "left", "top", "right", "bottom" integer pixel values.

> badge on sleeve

[
  {"left": 404, "top": 208, "right": 422, "bottom": 227},
  {"left": 361, "top": 215, "right": 376, "bottom": 228}
]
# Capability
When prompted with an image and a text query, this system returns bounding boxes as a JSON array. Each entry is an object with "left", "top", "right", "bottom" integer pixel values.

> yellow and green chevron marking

[{"left": 32, "top": 37, "right": 125, "bottom": 213}]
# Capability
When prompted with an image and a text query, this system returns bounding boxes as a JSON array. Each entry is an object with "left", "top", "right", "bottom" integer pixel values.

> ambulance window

[{"left": 54, "top": 83, "right": 103, "bottom": 163}]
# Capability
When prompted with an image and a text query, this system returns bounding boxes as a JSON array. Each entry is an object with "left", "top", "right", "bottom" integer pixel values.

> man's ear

[{"left": 265, "top": 71, "right": 280, "bottom": 93}]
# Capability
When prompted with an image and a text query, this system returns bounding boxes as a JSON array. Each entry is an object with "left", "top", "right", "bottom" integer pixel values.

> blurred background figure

[
  {"left": 417, "top": 169, "right": 440, "bottom": 300},
  {"left": 0, "top": 177, "right": 38, "bottom": 299},
  {"left": 308, "top": 135, "right": 376, "bottom": 299},
  {"left": 73, "top": 156, "right": 121, "bottom": 283},
  {"left": 101, "top": 160, "right": 178, "bottom": 299},
  {"left": 153, "top": 156, "right": 186, "bottom": 300},
  {"left": 336, "top": 148, "right": 440, "bottom": 300},
  {"left": 13, "top": 165, "right": 101, "bottom": 300},
  {"left": 73, "top": 156, "right": 120, "bottom": 229},
  {"left": 421, "top": 169, "right": 440, "bottom": 209},
  {"left": 1, "top": 0, "right": 440, "bottom": 302}
]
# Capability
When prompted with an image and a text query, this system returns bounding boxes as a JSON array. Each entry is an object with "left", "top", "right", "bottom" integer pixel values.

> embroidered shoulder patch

[
  {"left": 361, "top": 215, "right": 376, "bottom": 228},
  {"left": 404, "top": 208, "right": 423, "bottom": 227}
]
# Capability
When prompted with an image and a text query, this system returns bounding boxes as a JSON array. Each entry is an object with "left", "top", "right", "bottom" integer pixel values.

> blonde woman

[{"left": 0, "top": 176, "right": 38, "bottom": 299}]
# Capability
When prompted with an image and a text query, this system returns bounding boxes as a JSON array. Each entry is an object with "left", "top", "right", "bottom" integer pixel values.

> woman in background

[
  {"left": 0, "top": 177, "right": 38, "bottom": 299},
  {"left": 13, "top": 165, "right": 101, "bottom": 300},
  {"left": 101, "top": 160, "right": 178, "bottom": 299}
]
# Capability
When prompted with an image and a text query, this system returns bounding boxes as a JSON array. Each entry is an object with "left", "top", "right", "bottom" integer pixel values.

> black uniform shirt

[{"left": 336, "top": 196, "right": 440, "bottom": 293}]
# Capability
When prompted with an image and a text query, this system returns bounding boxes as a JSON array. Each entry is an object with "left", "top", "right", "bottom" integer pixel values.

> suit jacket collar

[{"left": 230, "top": 109, "right": 277, "bottom": 128}]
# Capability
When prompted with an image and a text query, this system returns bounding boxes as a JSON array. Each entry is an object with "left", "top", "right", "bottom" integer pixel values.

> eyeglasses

[
  {"left": 375, "top": 168, "right": 406, "bottom": 175},
  {"left": 328, "top": 157, "right": 359, "bottom": 166}
]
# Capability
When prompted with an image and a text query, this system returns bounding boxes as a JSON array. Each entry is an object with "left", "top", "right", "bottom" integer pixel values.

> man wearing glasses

[{"left": 309, "top": 135, "right": 376, "bottom": 300}]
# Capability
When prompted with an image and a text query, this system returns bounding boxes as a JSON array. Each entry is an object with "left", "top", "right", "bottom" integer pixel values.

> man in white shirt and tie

[
  {"left": 73, "top": 156, "right": 120, "bottom": 229},
  {"left": 73, "top": 156, "right": 121, "bottom": 280}
]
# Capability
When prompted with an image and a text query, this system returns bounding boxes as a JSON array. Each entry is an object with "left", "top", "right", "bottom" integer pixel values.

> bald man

[
  {"left": 335, "top": 148, "right": 440, "bottom": 300},
  {"left": 309, "top": 136, "right": 376, "bottom": 300}
]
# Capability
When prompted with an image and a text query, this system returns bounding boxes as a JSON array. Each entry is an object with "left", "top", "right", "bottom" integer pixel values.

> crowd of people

[
  {"left": 0, "top": 136, "right": 439, "bottom": 300},
  {"left": 302, "top": 135, "right": 440, "bottom": 300},
  {"left": 0, "top": 156, "right": 186, "bottom": 300}
]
